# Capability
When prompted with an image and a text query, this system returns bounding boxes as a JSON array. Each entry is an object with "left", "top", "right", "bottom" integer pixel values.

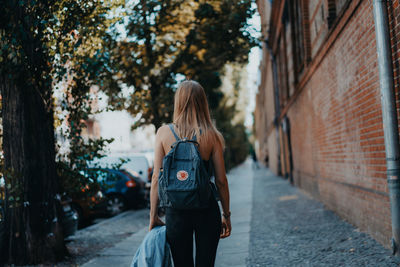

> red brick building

[{"left": 255, "top": 0, "right": 400, "bottom": 248}]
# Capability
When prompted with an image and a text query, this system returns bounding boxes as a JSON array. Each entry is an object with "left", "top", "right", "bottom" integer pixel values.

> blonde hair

[{"left": 173, "top": 80, "right": 224, "bottom": 147}]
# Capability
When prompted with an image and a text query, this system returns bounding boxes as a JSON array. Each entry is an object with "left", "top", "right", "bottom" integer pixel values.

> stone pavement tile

[
  {"left": 231, "top": 220, "right": 250, "bottom": 233},
  {"left": 216, "top": 251, "right": 248, "bottom": 266},
  {"left": 218, "top": 232, "right": 249, "bottom": 254}
]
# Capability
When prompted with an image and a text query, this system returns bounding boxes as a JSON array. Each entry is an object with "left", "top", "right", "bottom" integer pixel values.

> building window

[
  {"left": 328, "top": 0, "right": 352, "bottom": 28},
  {"left": 327, "top": 0, "right": 337, "bottom": 28},
  {"left": 276, "top": 35, "right": 289, "bottom": 109},
  {"left": 289, "top": 0, "right": 312, "bottom": 80},
  {"left": 293, "top": 0, "right": 305, "bottom": 74},
  {"left": 336, "top": 0, "right": 351, "bottom": 13},
  {"left": 275, "top": 2, "right": 290, "bottom": 106}
]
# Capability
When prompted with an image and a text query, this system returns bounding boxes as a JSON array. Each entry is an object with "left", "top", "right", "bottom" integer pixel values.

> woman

[{"left": 149, "top": 80, "right": 231, "bottom": 267}]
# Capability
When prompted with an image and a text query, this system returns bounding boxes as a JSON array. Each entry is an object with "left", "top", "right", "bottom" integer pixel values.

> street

[{"left": 58, "top": 159, "right": 400, "bottom": 266}]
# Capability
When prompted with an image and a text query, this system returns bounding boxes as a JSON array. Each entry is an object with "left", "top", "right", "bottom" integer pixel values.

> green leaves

[
  {"left": 110, "top": 0, "right": 256, "bottom": 168},
  {"left": 114, "top": 0, "right": 257, "bottom": 132},
  {"left": 0, "top": 0, "right": 255, "bottom": 197},
  {"left": 50, "top": 0, "right": 127, "bottom": 196},
  {"left": 195, "top": 3, "right": 216, "bottom": 19}
]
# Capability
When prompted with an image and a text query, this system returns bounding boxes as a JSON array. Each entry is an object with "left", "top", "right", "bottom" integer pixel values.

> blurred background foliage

[
  {"left": 0, "top": 0, "right": 258, "bottom": 264},
  {"left": 0, "top": 1, "right": 257, "bottom": 262},
  {"left": 0, "top": 0, "right": 128, "bottom": 263},
  {"left": 0, "top": 0, "right": 126, "bottom": 206},
  {"left": 108, "top": 0, "right": 258, "bottom": 169},
  {"left": 0, "top": 0, "right": 257, "bottom": 197}
]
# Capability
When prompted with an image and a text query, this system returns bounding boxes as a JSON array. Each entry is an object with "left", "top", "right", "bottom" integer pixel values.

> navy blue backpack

[{"left": 158, "top": 124, "right": 213, "bottom": 209}]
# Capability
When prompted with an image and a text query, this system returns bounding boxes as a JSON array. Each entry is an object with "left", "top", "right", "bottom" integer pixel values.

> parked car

[
  {"left": 60, "top": 197, "right": 79, "bottom": 237},
  {"left": 94, "top": 168, "right": 146, "bottom": 216},
  {"left": 69, "top": 185, "right": 108, "bottom": 228},
  {"left": 94, "top": 154, "right": 153, "bottom": 182}
]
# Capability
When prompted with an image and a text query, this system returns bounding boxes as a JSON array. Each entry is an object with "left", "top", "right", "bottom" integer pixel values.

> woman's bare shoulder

[
  {"left": 156, "top": 124, "right": 171, "bottom": 135},
  {"left": 156, "top": 125, "right": 173, "bottom": 142}
]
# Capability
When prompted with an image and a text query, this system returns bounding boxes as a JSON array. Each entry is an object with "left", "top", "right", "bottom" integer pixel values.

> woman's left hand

[
  {"left": 220, "top": 216, "right": 231, "bottom": 238},
  {"left": 149, "top": 216, "right": 165, "bottom": 231}
]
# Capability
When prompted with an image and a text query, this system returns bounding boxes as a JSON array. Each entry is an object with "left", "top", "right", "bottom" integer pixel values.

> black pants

[{"left": 165, "top": 199, "right": 221, "bottom": 267}]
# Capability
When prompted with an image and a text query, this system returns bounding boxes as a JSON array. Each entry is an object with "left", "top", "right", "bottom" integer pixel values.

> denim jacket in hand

[{"left": 131, "top": 226, "right": 172, "bottom": 267}]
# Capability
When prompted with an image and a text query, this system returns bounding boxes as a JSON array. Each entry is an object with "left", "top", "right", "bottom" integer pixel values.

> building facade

[{"left": 255, "top": 0, "right": 399, "bottom": 248}]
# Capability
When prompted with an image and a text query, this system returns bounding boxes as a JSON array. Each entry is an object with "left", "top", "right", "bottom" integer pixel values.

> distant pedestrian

[
  {"left": 149, "top": 80, "right": 231, "bottom": 267},
  {"left": 250, "top": 145, "right": 259, "bottom": 169}
]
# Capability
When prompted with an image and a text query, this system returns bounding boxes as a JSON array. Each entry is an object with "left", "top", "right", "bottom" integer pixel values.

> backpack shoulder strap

[
  {"left": 169, "top": 124, "right": 202, "bottom": 142},
  {"left": 168, "top": 124, "right": 180, "bottom": 141}
]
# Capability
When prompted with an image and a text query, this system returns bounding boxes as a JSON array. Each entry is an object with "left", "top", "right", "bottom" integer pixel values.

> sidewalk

[
  {"left": 82, "top": 160, "right": 400, "bottom": 266},
  {"left": 247, "top": 166, "right": 400, "bottom": 266},
  {"left": 82, "top": 160, "right": 253, "bottom": 267},
  {"left": 215, "top": 159, "right": 253, "bottom": 266}
]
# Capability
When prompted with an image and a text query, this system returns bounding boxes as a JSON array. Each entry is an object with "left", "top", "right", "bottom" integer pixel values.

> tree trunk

[
  {"left": 0, "top": 75, "right": 67, "bottom": 264},
  {"left": 151, "top": 86, "right": 162, "bottom": 131},
  {"left": 152, "top": 114, "right": 162, "bottom": 132}
]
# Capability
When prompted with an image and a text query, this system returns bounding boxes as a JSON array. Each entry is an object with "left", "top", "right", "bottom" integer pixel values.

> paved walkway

[
  {"left": 82, "top": 160, "right": 253, "bottom": 267},
  {"left": 247, "top": 166, "right": 400, "bottom": 266},
  {"left": 215, "top": 159, "right": 253, "bottom": 266},
  {"left": 82, "top": 160, "right": 400, "bottom": 266}
]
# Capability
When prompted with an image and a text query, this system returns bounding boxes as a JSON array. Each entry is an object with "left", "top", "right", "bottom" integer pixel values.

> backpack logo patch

[{"left": 177, "top": 170, "right": 189, "bottom": 181}]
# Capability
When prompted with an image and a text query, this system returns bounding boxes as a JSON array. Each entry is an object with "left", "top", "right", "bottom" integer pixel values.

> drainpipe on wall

[
  {"left": 265, "top": 37, "right": 282, "bottom": 176},
  {"left": 283, "top": 116, "right": 294, "bottom": 184},
  {"left": 372, "top": 0, "right": 400, "bottom": 255}
]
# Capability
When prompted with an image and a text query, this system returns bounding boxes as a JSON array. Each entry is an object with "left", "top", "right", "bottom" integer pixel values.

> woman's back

[{"left": 158, "top": 124, "right": 214, "bottom": 162}]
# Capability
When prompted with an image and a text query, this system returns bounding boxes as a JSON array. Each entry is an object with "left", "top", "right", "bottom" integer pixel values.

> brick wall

[
  {"left": 256, "top": 0, "right": 400, "bottom": 248},
  {"left": 255, "top": 46, "right": 275, "bottom": 166},
  {"left": 389, "top": 1, "right": 400, "bottom": 126},
  {"left": 290, "top": 0, "right": 392, "bottom": 246}
]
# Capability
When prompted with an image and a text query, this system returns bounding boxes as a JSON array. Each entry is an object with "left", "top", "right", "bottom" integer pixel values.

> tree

[
  {"left": 0, "top": 0, "right": 124, "bottom": 264},
  {"left": 50, "top": 0, "right": 124, "bottom": 199},
  {"left": 109, "top": 0, "right": 258, "bottom": 168},
  {"left": 110, "top": 0, "right": 258, "bottom": 129},
  {"left": 214, "top": 100, "right": 250, "bottom": 170},
  {"left": 216, "top": 63, "right": 251, "bottom": 169},
  {"left": 0, "top": 1, "right": 67, "bottom": 263}
]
